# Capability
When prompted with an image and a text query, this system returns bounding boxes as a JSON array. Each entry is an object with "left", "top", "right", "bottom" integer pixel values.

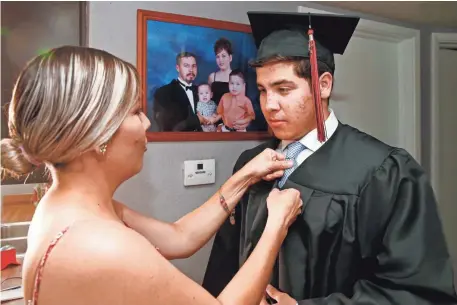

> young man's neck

[{"left": 284, "top": 106, "right": 332, "bottom": 142}]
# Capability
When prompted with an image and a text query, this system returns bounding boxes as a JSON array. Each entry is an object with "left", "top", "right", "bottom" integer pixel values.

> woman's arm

[
  {"left": 116, "top": 149, "right": 292, "bottom": 260},
  {"left": 107, "top": 189, "right": 302, "bottom": 305},
  {"left": 73, "top": 193, "right": 300, "bottom": 305},
  {"left": 208, "top": 72, "right": 214, "bottom": 86},
  {"left": 117, "top": 168, "right": 252, "bottom": 260}
]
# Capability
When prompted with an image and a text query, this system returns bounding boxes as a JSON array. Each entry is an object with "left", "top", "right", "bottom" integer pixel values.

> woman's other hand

[
  {"left": 265, "top": 188, "right": 303, "bottom": 233},
  {"left": 241, "top": 148, "right": 293, "bottom": 184}
]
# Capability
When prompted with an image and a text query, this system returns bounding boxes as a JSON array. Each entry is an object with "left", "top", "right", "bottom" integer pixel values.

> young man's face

[
  {"left": 256, "top": 61, "right": 332, "bottom": 141},
  {"left": 176, "top": 56, "right": 197, "bottom": 83}
]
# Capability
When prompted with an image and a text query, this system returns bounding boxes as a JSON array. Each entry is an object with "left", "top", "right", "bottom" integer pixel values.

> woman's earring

[{"left": 99, "top": 143, "right": 108, "bottom": 155}]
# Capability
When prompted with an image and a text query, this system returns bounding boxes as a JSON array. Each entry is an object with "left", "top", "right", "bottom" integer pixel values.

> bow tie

[{"left": 178, "top": 80, "right": 192, "bottom": 91}]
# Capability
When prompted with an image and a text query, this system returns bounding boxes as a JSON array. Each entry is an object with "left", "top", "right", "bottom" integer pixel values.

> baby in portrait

[
  {"left": 196, "top": 84, "right": 218, "bottom": 132},
  {"left": 215, "top": 69, "right": 255, "bottom": 132}
]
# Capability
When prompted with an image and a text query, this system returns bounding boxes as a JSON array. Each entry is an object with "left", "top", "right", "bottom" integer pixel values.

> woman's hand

[
  {"left": 241, "top": 148, "right": 293, "bottom": 185},
  {"left": 265, "top": 188, "right": 303, "bottom": 233}
]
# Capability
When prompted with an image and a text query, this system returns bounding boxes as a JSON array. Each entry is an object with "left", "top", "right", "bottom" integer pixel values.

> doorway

[{"left": 431, "top": 33, "right": 457, "bottom": 265}]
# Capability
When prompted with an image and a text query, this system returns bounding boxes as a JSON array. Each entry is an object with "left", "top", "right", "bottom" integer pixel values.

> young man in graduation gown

[
  {"left": 202, "top": 12, "right": 457, "bottom": 304},
  {"left": 152, "top": 51, "right": 203, "bottom": 132}
]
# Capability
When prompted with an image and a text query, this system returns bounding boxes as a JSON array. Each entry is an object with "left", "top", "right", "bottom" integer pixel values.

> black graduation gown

[
  {"left": 202, "top": 122, "right": 457, "bottom": 304},
  {"left": 152, "top": 79, "right": 202, "bottom": 132}
]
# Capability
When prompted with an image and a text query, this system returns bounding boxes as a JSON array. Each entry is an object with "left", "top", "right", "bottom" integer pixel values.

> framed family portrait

[{"left": 137, "top": 9, "right": 272, "bottom": 142}]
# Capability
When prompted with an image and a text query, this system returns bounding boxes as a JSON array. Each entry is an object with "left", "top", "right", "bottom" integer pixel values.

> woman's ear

[{"left": 319, "top": 72, "right": 333, "bottom": 100}]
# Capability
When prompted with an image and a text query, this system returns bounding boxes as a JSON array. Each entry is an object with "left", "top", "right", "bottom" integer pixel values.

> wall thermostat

[{"left": 183, "top": 159, "right": 216, "bottom": 186}]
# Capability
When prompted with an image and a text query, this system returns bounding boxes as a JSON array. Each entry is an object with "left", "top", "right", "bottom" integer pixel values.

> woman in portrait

[{"left": 207, "top": 37, "right": 233, "bottom": 105}]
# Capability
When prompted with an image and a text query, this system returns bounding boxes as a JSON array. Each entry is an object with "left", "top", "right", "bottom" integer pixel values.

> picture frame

[{"left": 137, "top": 9, "right": 272, "bottom": 142}]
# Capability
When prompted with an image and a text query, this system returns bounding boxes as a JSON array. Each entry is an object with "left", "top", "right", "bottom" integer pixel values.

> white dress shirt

[
  {"left": 277, "top": 109, "right": 339, "bottom": 170},
  {"left": 178, "top": 77, "right": 196, "bottom": 113}
]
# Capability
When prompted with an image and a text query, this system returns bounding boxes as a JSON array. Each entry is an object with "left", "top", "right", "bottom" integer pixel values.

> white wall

[
  {"left": 88, "top": 1, "right": 404, "bottom": 283},
  {"left": 331, "top": 36, "right": 399, "bottom": 146},
  {"left": 321, "top": 1, "right": 457, "bottom": 28}
]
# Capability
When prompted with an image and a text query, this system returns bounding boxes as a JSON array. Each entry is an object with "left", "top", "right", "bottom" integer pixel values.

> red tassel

[{"left": 307, "top": 28, "right": 326, "bottom": 142}]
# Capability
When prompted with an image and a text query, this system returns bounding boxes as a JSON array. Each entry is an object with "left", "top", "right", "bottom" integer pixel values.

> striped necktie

[{"left": 278, "top": 141, "right": 306, "bottom": 187}]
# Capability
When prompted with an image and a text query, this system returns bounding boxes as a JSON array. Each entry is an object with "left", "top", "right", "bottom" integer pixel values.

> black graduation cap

[
  {"left": 247, "top": 11, "right": 359, "bottom": 142},
  {"left": 247, "top": 11, "right": 360, "bottom": 72}
]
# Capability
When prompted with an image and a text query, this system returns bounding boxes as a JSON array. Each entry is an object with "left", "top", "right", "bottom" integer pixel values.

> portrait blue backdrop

[{"left": 146, "top": 19, "right": 268, "bottom": 131}]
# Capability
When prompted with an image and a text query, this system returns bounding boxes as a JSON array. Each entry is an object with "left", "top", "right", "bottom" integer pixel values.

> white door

[{"left": 437, "top": 48, "right": 457, "bottom": 263}]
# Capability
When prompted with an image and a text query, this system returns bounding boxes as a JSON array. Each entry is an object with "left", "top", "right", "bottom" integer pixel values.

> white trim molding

[
  {"left": 298, "top": 6, "right": 421, "bottom": 162},
  {"left": 430, "top": 32, "right": 457, "bottom": 199}
]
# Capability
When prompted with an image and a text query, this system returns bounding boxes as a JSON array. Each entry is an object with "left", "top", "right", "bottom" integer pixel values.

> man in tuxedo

[{"left": 152, "top": 52, "right": 203, "bottom": 131}]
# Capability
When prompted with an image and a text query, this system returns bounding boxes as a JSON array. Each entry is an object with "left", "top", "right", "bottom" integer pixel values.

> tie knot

[
  {"left": 277, "top": 141, "right": 306, "bottom": 188},
  {"left": 178, "top": 80, "right": 192, "bottom": 91},
  {"left": 285, "top": 142, "right": 305, "bottom": 160}
]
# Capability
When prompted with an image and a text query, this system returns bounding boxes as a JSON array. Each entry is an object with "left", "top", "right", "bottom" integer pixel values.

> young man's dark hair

[{"left": 251, "top": 55, "right": 333, "bottom": 81}]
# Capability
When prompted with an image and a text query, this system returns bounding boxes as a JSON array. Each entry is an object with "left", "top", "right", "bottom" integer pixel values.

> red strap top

[
  {"left": 29, "top": 221, "right": 131, "bottom": 304},
  {"left": 29, "top": 226, "right": 70, "bottom": 305}
]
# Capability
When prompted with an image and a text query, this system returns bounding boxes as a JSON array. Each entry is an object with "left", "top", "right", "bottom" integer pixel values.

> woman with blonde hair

[{"left": 1, "top": 46, "right": 303, "bottom": 305}]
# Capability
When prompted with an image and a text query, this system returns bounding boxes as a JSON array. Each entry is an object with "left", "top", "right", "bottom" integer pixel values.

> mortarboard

[{"left": 247, "top": 12, "right": 360, "bottom": 142}]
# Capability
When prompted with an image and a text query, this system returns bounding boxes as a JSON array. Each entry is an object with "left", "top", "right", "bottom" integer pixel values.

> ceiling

[{"left": 320, "top": 1, "right": 457, "bottom": 28}]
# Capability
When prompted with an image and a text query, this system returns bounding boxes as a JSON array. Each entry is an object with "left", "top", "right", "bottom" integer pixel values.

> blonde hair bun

[
  {"left": 1, "top": 138, "right": 37, "bottom": 179},
  {"left": 1, "top": 46, "right": 140, "bottom": 180}
]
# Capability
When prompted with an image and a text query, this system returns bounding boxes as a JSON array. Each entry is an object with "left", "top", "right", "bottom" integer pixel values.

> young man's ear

[{"left": 319, "top": 72, "right": 333, "bottom": 100}]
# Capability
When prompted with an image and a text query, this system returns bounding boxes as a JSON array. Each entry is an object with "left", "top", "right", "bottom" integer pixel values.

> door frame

[
  {"left": 79, "top": 1, "right": 90, "bottom": 46},
  {"left": 298, "top": 6, "right": 421, "bottom": 162},
  {"left": 431, "top": 33, "right": 457, "bottom": 199}
]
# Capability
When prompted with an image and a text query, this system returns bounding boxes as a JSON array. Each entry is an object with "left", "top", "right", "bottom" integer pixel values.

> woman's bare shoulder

[
  {"left": 208, "top": 72, "right": 215, "bottom": 83},
  {"left": 51, "top": 219, "right": 159, "bottom": 274},
  {"left": 37, "top": 220, "right": 218, "bottom": 305}
]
